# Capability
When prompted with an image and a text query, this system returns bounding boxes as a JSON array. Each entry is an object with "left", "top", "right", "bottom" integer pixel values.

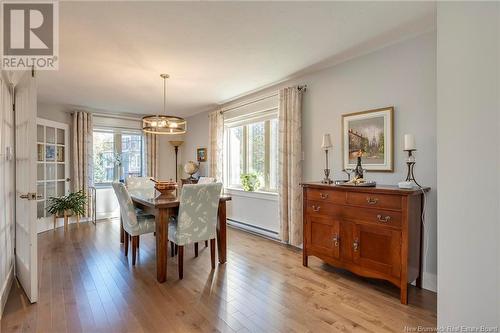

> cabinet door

[
  {"left": 352, "top": 224, "right": 401, "bottom": 278},
  {"left": 306, "top": 216, "right": 340, "bottom": 260}
]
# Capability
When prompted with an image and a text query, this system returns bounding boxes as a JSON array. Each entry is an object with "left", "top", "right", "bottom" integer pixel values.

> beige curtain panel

[
  {"left": 72, "top": 111, "right": 94, "bottom": 217},
  {"left": 278, "top": 86, "right": 304, "bottom": 246},
  {"left": 208, "top": 110, "right": 224, "bottom": 181},
  {"left": 145, "top": 133, "right": 159, "bottom": 179}
]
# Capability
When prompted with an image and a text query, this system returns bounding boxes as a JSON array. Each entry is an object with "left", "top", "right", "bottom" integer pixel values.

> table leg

[
  {"left": 155, "top": 208, "right": 169, "bottom": 282},
  {"left": 217, "top": 201, "right": 227, "bottom": 264},
  {"left": 120, "top": 216, "right": 124, "bottom": 244}
]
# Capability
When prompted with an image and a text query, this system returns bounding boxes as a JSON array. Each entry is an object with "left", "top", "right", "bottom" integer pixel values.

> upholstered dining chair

[
  {"left": 194, "top": 176, "right": 216, "bottom": 250},
  {"left": 112, "top": 182, "right": 156, "bottom": 265},
  {"left": 169, "top": 182, "right": 223, "bottom": 279},
  {"left": 197, "top": 176, "right": 215, "bottom": 184},
  {"left": 125, "top": 176, "right": 154, "bottom": 190}
]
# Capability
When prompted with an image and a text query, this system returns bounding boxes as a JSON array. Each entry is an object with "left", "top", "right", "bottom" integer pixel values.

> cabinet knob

[
  {"left": 333, "top": 233, "right": 339, "bottom": 247},
  {"left": 366, "top": 197, "right": 378, "bottom": 205},
  {"left": 312, "top": 205, "right": 321, "bottom": 212},
  {"left": 376, "top": 214, "right": 391, "bottom": 223},
  {"left": 319, "top": 193, "right": 329, "bottom": 199},
  {"left": 353, "top": 239, "right": 359, "bottom": 252}
]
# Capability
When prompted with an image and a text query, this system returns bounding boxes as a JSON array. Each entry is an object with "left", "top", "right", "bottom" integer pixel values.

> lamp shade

[{"left": 321, "top": 134, "right": 332, "bottom": 149}]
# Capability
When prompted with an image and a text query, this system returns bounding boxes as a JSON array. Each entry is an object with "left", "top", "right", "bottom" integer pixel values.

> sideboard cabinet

[{"left": 301, "top": 182, "right": 429, "bottom": 304}]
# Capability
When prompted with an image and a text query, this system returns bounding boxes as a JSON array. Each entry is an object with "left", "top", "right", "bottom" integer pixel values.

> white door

[
  {"left": 14, "top": 71, "right": 38, "bottom": 303},
  {"left": 36, "top": 118, "right": 70, "bottom": 232}
]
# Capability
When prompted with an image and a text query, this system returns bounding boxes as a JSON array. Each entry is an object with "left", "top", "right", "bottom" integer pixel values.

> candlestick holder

[
  {"left": 321, "top": 149, "right": 333, "bottom": 184},
  {"left": 404, "top": 149, "right": 421, "bottom": 187}
]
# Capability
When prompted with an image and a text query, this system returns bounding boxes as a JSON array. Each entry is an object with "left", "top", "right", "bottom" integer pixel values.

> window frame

[
  {"left": 93, "top": 128, "right": 145, "bottom": 187},
  {"left": 224, "top": 112, "right": 278, "bottom": 193}
]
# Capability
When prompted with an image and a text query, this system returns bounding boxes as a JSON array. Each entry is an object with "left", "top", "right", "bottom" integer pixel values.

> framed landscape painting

[{"left": 342, "top": 107, "right": 394, "bottom": 172}]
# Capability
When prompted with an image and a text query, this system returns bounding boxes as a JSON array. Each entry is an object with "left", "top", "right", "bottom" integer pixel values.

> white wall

[
  {"left": 437, "top": 2, "right": 499, "bottom": 327},
  {"left": 0, "top": 77, "right": 15, "bottom": 318},
  {"left": 180, "top": 111, "right": 209, "bottom": 178},
  {"left": 184, "top": 32, "right": 438, "bottom": 290}
]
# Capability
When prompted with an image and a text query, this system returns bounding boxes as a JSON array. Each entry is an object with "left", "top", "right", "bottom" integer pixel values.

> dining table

[{"left": 121, "top": 189, "right": 231, "bottom": 283}]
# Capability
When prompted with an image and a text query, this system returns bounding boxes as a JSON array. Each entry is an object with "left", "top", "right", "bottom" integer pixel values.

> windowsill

[{"left": 224, "top": 187, "right": 278, "bottom": 201}]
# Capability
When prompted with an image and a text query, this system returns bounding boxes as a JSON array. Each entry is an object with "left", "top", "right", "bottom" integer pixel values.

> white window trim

[
  {"left": 224, "top": 108, "right": 278, "bottom": 192},
  {"left": 93, "top": 128, "right": 145, "bottom": 187}
]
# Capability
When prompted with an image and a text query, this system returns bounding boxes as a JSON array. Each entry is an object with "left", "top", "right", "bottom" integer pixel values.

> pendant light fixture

[{"left": 142, "top": 74, "right": 187, "bottom": 135}]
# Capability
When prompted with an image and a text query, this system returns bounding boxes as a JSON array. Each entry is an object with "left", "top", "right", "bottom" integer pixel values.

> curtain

[
  {"left": 72, "top": 111, "right": 93, "bottom": 217},
  {"left": 208, "top": 110, "right": 224, "bottom": 181},
  {"left": 145, "top": 133, "right": 158, "bottom": 179},
  {"left": 278, "top": 86, "right": 304, "bottom": 246}
]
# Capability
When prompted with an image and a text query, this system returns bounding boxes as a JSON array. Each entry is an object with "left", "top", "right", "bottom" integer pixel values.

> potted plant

[
  {"left": 46, "top": 190, "right": 87, "bottom": 229},
  {"left": 240, "top": 173, "right": 260, "bottom": 192}
]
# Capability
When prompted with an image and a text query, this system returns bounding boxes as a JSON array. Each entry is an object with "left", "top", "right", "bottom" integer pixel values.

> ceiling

[{"left": 37, "top": 1, "right": 436, "bottom": 117}]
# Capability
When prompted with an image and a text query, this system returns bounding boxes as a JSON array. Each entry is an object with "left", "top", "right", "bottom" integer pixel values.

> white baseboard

[{"left": 0, "top": 266, "right": 14, "bottom": 320}]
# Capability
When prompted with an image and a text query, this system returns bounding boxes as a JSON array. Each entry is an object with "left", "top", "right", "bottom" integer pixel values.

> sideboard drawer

[
  {"left": 306, "top": 188, "right": 345, "bottom": 204},
  {"left": 346, "top": 192, "right": 402, "bottom": 211},
  {"left": 306, "top": 200, "right": 342, "bottom": 218},
  {"left": 343, "top": 207, "right": 402, "bottom": 228}
]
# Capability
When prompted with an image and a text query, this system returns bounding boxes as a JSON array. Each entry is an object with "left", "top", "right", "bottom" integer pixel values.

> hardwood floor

[{"left": 1, "top": 219, "right": 436, "bottom": 332}]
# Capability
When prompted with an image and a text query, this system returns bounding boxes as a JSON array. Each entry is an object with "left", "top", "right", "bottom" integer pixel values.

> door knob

[
  {"left": 19, "top": 193, "right": 37, "bottom": 200},
  {"left": 66, "top": 178, "right": 71, "bottom": 182}
]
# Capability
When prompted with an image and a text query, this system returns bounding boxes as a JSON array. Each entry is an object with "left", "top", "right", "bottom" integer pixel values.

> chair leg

[
  {"left": 178, "top": 245, "right": 184, "bottom": 279},
  {"left": 205, "top": 240, "right": 208, "bottom": 247},
  {"left": 170, "top": 241, "right": 175, "bottom": 257},
  {"left": 210, "top": 238, "right": 216, "bottom": 269},
  {"left": 194, "top": 242, "right": 199, "bottom": 257},
  {"left": 124, "top": 231, "right": 129, "bottom": 257},
  {"left": 137, "top": 235, "right": 140, "bottom": 249},
  {"left": 175, "top": 244, "right": 178, "bottom": 255},
  {"left": 132, "top": 236, "right": 138, "bottom": 265}
]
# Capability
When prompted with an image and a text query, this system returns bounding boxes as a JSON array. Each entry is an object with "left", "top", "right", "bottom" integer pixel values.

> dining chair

[
  {"left": 194, "top": 176, "right": 216, "bottom": 251},
  {"left": 197, "top": 177, "right": 215, "bottom": 184},
  {"left": 112, "top": 182, "right": 156, "bottom": 265},
  {"left": 125, "top": 176, "right": 154, "bottom": 190},
  {"left": 169, "top": 182, "right": 223, "bottom": 279}
]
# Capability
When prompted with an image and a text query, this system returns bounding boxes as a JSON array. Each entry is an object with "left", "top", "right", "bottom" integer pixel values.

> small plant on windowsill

[
  {"left": 240, "top": 173, "right": 260, "bottom": 192},
  {"left": 46, "top": 190, "right": 87, "bottom": 230}
]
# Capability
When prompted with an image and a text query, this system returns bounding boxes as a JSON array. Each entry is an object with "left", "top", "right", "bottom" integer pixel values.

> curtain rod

[
  {"left": 219, "top": 84, "right": 307, "bottom": 114},
  {"left": 81, "top": 112, "right": 142, "bottom": 121}
]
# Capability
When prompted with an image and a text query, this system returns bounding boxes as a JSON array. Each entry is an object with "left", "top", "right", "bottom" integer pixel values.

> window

[
  {"left": 93, "top": 129, "right": 144, "bottom": 185},
  {"left": 225, "top": 116, "right": 278, "bottom": 192}
]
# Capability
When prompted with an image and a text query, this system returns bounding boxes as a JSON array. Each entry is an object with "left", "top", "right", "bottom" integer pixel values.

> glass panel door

[{"left": 36, "top": 119, "right": 70, "bottom": 229}]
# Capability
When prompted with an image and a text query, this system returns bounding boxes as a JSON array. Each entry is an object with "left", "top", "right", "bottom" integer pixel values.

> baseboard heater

[{"left": 227, "top": 218, "right": 279, "bottom": 240}]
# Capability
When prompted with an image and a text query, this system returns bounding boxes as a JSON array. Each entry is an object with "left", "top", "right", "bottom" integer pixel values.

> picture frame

[
  {"left": 197, "top": 147, "right": 207, "bottom": 162},
  {"left": 342, "top": 106, "right": 394, "bottom": 172}
]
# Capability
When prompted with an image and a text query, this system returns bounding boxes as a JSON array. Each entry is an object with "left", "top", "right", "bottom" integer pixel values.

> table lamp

[{"left": 321, "top": 134, "right": 333, "bottom": 184}]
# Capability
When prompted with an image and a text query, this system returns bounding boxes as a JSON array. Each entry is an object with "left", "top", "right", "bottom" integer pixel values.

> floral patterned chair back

[
  {"left": 125, "top": 177, "right": 154, "bottom": 190},
  {"left": 174, "top": 183, "right": 223, "bottom": 246},
  {"left": 112, "top": 182, "right": 140, "bottom": 234},
  {"left": 197, "top": 177, "right": 216, "bottom": 184}
]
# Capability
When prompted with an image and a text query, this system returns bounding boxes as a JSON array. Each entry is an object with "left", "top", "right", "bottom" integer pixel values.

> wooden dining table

[{"left": 122, "top": 189, "right": 231, "bottom": 283}]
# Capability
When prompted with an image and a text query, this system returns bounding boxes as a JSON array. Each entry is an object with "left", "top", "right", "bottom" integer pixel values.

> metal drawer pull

[
  {"left": 353, "top": 239, "right": 359, "bottom": 252},
  {"left": 366, "top": 197, "right": 378, "bottom": 205},
  {"left": 319, "top": 193, "right": 329, "bottom": 199},
  {"left": 376, "top": 214, "right": 391, "bottom": 223},
  {"left": 312, "top": 205, "right": 321, "bottom": 212},
  {"left": 333, "top": 233, "right": 339, "bottom": 247}
]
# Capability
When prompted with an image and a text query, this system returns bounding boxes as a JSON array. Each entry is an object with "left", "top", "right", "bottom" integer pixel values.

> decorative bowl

[{"left": 151, "top": 179, "right": 178, "bottom": 198}]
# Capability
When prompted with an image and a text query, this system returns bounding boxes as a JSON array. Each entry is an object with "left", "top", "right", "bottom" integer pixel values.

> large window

[
  {"left": 225, "top": 117, "right": 278, "bottom": 192},
  {"left": 93, "top": 129, "right": 144, "bottom": 184}
]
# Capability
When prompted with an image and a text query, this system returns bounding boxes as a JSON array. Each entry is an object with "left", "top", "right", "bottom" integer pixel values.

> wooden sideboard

[{"left": 301, "top": 182, "right": 429, "bottom": 304}]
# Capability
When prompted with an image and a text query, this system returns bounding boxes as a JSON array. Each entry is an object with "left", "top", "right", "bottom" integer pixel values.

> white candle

[{"left": 404, "top": 134, "right": 416, "bottom": 150}]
